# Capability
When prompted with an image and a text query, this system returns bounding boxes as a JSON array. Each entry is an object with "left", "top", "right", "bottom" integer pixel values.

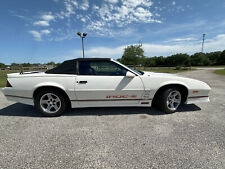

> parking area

[{"left": 0, "top": 69, "right": 225, "bottom": 169}]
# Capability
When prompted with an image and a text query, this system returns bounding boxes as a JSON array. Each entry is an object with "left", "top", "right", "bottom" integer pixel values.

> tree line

[
  {"left": 1, "top": 45, "right": 225, "bottom": 68},
  {"left": 118, "top": 45, "right": 225, "bottom": 67},
  {"left": 0, "top": 62, "right": 58, "bottom": 68}
]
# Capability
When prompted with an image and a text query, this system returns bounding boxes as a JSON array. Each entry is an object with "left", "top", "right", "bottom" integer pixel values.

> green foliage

[
  {"left": 121, "top": 45, "right": 144, "bottom": 65},
  {"left": 217, "top": 50, "right": 225, "bottom": 65},
  {"left": 46, "top": 62, "right": 56, "bottom": 65},
  {"left": 191, "top": 53, "right": 210, "bottom": 66},
  {"left": 118, "top": 44, "right": 225, "bottom": 67},
  {"left": 175, "top": 66, "right": 182, "bottom": 70},
  {"left": 0, "top": 62, "right": 6, "bottom": 68},
  {"left": 166, "top": 53, "right": 191, "bottom": 66},
  {"left": 206, "top": 51, "right": 221, "bottom": 65},
  {"left": 142, "top": 57, "right": 156, "bottom": 67},
  {"left": 22, "top": 63, "right": 31, "bottom": 67}
]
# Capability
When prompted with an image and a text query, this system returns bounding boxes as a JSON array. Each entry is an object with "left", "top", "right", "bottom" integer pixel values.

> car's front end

[{"left": 141, "top": 71, "right": 211, "bottom": 105}]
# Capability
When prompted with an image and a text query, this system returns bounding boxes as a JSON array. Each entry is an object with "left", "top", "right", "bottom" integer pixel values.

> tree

[
  {"left": 46, "top": 62, "right": 56, "bottom": 65},
  {"left": 22, "top": 63, "right": 31, "bottom": 67},
  {"left": 142, "top": 57, "right": 156, "bottom": 67},
  {"left": 217, "top": 50, "right": 225, "bottom": 65},
  {"left": 11, "top": 63, "right": 20, "bottom": 67},
  {"left": 191, "top": 53, "right": 211, "bottom": 66},
  {"left": 120, "top": 45, "right": 144, "bottom": 65},
  {"left": 166, "top": 53, "right": 191, "bottom": 66},
  {"left": 206, "top": 51, "right": 221, "bottom": 65},
  {"left": 153, "top": 56, "right": 166, "bottom": 66},
  {"left": 0, "top": 62, "right": 6, "bottom": 68}
]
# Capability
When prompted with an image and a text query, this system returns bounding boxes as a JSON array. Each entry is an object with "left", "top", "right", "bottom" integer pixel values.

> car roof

[{"left": 66, "top": 58, "right": 111, "bottom": 62}]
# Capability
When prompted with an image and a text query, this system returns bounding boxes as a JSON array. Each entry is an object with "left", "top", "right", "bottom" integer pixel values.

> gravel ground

[{"left": 0, "top": 70, "right": 224, "bottom": 169}]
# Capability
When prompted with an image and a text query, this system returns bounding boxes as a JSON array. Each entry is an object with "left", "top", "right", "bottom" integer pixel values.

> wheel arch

[
  {"left": 33, "top": 85, "right": 71, "bottom": 108},
  {"left": 152, "top": 83, "right": 189, "bottom": 105}
]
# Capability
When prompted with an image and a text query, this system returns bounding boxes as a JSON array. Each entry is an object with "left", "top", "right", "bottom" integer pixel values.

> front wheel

[
  {"left": 34, "top": 90, "right": 67, "bottom": 117},
  {"left": 159, "top": 88, "right": 182, "bottom": 114}
]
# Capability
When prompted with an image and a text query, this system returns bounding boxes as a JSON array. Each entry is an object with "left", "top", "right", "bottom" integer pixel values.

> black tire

[
  {"left": 34, "top": 89, "right": 67, "bottom": 117},
  {"left": 158, "top": 88, "right": 182, "bottom": 114}
]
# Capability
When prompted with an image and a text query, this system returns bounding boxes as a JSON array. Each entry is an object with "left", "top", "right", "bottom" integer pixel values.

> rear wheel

[
  {"left": 158, "top": 88, "right": 182, "bottom": 114},
  {"left": 35, "top": 89, "right": 67, "bottom": 117}
]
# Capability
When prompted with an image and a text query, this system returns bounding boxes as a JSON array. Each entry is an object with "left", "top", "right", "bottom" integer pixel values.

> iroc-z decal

[{"left": 106, "top": 95, "right": 137, "bottom": 99}]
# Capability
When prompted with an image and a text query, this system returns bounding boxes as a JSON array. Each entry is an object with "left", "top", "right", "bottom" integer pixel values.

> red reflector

[{"left": 6, "top": 80, "right": 12, "bottom": 87}]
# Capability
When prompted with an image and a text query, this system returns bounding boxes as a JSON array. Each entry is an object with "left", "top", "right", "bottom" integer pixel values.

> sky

[{"left": 0, "top": 0, "right": 225, "bottom": 64}]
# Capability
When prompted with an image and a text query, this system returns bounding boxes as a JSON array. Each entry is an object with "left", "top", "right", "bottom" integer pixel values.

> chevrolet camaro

[{"left": 2, "top": 58, "right": 211, "bottom": 116}]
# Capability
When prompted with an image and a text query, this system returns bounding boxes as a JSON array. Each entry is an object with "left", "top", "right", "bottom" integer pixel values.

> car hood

[
  {"left": 141, "top": 71, "right": 211, "bottom": 90},
  {"left": 143, "top": 71, "right": 182, "bottom": 77}
]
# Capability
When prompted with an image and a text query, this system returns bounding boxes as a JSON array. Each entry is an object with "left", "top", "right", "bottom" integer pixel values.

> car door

[{"left": 74, "top": 60, "right": 145, "bottom": 107}]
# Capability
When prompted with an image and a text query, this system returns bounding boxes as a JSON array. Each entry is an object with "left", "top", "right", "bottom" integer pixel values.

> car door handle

[{"left": 78, "top": 81, "right": 87, "bottom": 84}]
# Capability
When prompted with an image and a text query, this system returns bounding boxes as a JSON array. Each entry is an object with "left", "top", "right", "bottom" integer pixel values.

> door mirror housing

[{"left": 126, "top": 71, "right": 135, "bottom": 78}]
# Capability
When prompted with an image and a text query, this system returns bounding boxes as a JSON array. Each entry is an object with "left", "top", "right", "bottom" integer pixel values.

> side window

[
  {"left": 78, "top": 61, "right": 128, "bottom": 76},
  {"left": 46, "top": 60, "right": 76, "bottom": 74}
]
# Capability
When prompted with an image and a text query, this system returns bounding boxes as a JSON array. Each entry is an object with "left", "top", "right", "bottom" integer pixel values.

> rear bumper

[{"left": 2, "top": 88, "right": 34, "bottom": 105}]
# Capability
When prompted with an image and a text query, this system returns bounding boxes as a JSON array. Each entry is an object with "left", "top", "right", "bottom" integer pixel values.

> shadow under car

[{"left": 0, "top": 103, "right": 201, "bottom": 117}]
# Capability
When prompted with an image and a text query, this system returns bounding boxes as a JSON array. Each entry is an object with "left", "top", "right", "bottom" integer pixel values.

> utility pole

[
  {"left": 138, "top": 39, "right": 142, "bottom": 47},
  {"left": 201, "top": 33, "right": 205, "bottom": 53},
  {"left": 77, "top": 32, "right": 87, "bottom": 58}
]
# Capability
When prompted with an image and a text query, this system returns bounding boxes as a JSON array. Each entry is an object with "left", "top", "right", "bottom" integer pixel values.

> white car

[{"left": 2, "top": 58, "right": 211, "bottom": 116}]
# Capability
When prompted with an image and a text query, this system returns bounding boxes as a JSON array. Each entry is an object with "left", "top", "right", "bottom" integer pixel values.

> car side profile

[{"left": 2, "top": 58, "right": 211, "bottom": 116}]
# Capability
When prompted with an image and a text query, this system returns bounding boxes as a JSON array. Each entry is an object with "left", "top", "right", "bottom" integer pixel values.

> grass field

[
  {"left": 0, "top": 70, "right": 20, "bottom": 88},
  {"left": 214, "top": 69, "right": 225, "bottom": 76},
  {"left": 192, "top": 65, "right": 225, "bottom": 68}
]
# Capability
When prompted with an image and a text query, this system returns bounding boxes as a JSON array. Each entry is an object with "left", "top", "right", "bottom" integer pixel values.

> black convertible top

[{"left": 45, "top": 58, "right": 111, "bottom": 74}]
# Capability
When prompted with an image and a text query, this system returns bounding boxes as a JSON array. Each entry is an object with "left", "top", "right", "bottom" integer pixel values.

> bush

[{"left": 175, "top": 66, "right": 182, "bottom": 70}]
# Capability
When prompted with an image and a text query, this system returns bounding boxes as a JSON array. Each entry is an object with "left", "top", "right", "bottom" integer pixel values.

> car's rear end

[{"left": 2, "top": 72, "right": 42, "bottom": 105}]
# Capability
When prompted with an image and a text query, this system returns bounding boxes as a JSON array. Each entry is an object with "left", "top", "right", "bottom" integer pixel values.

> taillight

[{"left": 6, "top": 80, "right": 12, "bottom": 87}]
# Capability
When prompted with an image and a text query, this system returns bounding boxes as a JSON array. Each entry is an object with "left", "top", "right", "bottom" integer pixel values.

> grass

[
  {"left": 0, "top": 70, "right": 20, "bottom": 88},
  {"left": 214, "top": 69, "right": 225, "bottom": 76},
  {"left": 192, "top": 65, "right": 225, "bottom": 68}
]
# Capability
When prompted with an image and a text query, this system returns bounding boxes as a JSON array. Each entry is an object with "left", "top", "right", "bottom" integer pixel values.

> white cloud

[
  {"left": 71, "top": 46, "right": 125, "bottom": 58},
  {"left": 87, "top": 0, "right": 159, "bottom": 36},
  {"left": 81, "top": 0, "right": 89, "bottom": 11},
  {"left": 106, "top": 0, "right": 119, "bottom": 4},
  {"left": 172, "top": 1, "right": 176, "bottom": 6},
  {"left": 29, "top": 30, "right": 42, "bottom": 41},
  {"left": 28, "top": 0, "right": 161, "bottom": 39},
  {"left": 41, "top": 29, "right": 51, "bottom": 35},
  {"left": 93, "top": 5, "right": 99, "bottom": 10},
  {"left": 33, "top": 20, "right": 50, "bottom": 26},
  {"left": 165, "top": 37, "right": 197, "bottom": 43},
  {"left": 81, "top": 18, "right": 86, "bottom": 22},
  {"left": 143, "top": 34, "right": 225, "bottom": 56},
  {"left": 41, "top": 14, "right": 55, "bottom": 21},
  {"left": 68, "top": 33, "right": 225, "bottom": 58},
  {"left": 71, "top": 0, "right": 78, "bottom": 7},
  {"left": 29, "top": 29, "right": 51, "bottom": 41},
  {"left": 64, "top": 0, "right": 76, "bottom": 17}
]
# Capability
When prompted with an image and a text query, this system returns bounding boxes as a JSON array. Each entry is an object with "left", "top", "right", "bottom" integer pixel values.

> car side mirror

[{"left": 126, "top": 71, "right": 135, "bottom": 78}]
